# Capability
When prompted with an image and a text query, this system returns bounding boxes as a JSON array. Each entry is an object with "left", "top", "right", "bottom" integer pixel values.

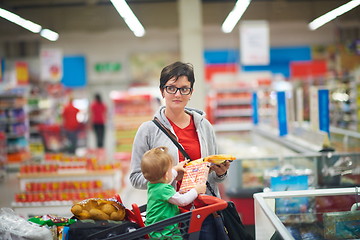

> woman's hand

[{"left": 210, "top": 160, "right": 230, "bottom": 177}]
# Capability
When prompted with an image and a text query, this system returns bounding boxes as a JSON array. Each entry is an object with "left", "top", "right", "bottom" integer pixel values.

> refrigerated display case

[
  {"left": 254, "top": 187, "right": 360, "bottom": 240},
  {"left": 224, "top": 149, "right": 360, "bottom": 229}
]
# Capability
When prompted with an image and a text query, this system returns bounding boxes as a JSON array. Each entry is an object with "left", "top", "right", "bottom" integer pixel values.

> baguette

[
  {"left": 203, "top": 154, "right": 236, "bottom": 165},
  {"left": 185, "top": 154, "right": 236, "bottom": 166}
]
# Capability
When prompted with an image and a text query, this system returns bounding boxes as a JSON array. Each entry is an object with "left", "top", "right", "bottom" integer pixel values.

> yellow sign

[{"left": 16, "top": 61, "right": 29, "bottom": 85}]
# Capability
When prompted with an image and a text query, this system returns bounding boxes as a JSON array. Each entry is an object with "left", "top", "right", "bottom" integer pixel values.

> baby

[{"left": 141, "top": 146, "right": 206, "bottom": 239}]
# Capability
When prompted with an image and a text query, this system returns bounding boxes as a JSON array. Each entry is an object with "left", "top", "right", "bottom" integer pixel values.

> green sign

[{"left": 94, "top": 62, "right": 121, "bottom": 73}]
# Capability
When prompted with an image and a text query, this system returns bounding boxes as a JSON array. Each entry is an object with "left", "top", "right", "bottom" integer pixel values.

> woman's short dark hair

[{"left": 159, "top": 61, "right": 195, "bottom": 90}]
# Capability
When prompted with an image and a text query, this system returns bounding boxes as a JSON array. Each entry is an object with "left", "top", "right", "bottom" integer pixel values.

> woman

[
  {"left": 62, "top": 96, "right": 80, "bottom": 154},
  {"left": 129, "top": 61, "right": 230, "bottom": 239},
  {"left": 90, "top": 93, "right": 107, "bottom": 149}
]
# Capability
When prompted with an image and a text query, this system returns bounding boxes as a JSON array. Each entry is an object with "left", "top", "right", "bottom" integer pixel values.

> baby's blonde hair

[{"left": 141, "top": 146, "right": 173, "bottom": 182}]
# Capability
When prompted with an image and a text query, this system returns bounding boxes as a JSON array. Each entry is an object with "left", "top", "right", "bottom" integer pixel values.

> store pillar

[{"left": 178, "top": 0, "right": 206, "bottom": 111}]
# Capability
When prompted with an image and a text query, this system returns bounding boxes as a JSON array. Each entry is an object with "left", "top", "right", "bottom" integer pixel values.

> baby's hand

[
  {"left": 173, "top": 160, "right": 188, "bottom": 181},
  {"left": 194, "top": 183, "right": 206, "bottom": 195}
]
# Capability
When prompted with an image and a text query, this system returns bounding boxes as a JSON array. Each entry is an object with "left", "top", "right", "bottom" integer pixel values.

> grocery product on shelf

[
  {"left": 111, "top": 90, "right": 160, "bottom": 187},
  {"left": 112, "top": 91, "right": 158, "bottom": 154},
  {"left": 0, "top": 91, "right": 30, "bottom": 166},
  {"left": 206, "top": 77, "right": 274, "bottom": 131},
  {"left": 12, "top": 153, "right": 122, "bottom": 218},
  {"left": 0, "top": 132, "right": 6, "bottom": 179}
]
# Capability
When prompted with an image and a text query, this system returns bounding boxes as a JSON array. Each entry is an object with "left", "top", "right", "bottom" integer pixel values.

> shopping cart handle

[{"left": 188, "top": 195, "right": 228, "bottom": 234}]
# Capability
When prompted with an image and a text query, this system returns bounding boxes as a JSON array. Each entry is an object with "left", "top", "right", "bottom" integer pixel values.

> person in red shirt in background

[
  {"left": 90, "top": 93, "right": 107, "bottom": 156},
  {"left": 62, "top": 96, "right": 80, "bottom": 154}
]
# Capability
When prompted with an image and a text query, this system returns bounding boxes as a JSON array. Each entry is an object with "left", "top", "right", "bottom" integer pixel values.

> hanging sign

[
  {"left": 277, "top": 91, "right": 288, "bottom": 136},
  {"left": 318, "top": 89, "right": 330, "bottom": 135},
  {"left": 40, "top": 48, "right": 63, "bottom": 82},
  {"left": 94, "top": 62, "right": 121, "bottom": 73},
  {"left": 15, "top": 61, "right": 29, "bottom": 85},
  {"left": 240, "top": 20, "right": 270, "bottom": 66},
  {"left": 252, "top": 92, "right": 258, "bottom": 125}
]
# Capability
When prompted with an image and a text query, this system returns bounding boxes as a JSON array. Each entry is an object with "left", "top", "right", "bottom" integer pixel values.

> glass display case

[
  {"left": 254, "top": 187, "right": 360, "bottom": 240},
  {"left": 223, "top": 147, "right": 360, "bottom": 228},
  {"left": 227, "top": 152, "right": 360, "bottom": 192}
]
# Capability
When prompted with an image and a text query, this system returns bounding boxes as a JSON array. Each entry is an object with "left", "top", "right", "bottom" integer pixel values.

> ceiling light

[
  {"left": 0, "top": 7, "right": 59, "bottom": 41},
  {"left": 222, "top": 0, "right": 251, "bottom": 33},
  {"left": 110, "top": 0, "right": 145, "bottom": 37},
  {"left": 40, "top": 29, "right": 59, "bottom": 41},
  {"left": 0, "top": 8, "right": 41, "bottom": 33},
  {"left": 309, "top": 0, "right": 360, "bottom": 30}
]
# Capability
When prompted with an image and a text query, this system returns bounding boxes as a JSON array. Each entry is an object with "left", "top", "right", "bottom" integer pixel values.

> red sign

[
  {"left": 205, "top": 64, "right": 238, "bottom": 82},
  {"left": 290, "top": 60, "right": 327, "bottom": 78}
]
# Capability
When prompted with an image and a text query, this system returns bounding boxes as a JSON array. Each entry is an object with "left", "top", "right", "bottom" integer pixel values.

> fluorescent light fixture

[
  {"left": 40, "top": 29, "right": 59, "bottom": 41},
  {"left": 0, "top": 8, "right": 41, "bottom": 33},
  {"left": 0, "top": 7, "right": 59, "bottom": 41},
  {"left": 110, "top": 0, "right": 145, "bottom": 37},
  {"left": 309, "top": 0, "right": 360, "bottom": 30},
  {"left": 222, "top": 0, "right": 251, "bottom": 33}
]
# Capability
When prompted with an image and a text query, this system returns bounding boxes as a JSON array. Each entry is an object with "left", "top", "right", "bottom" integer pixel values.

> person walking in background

[
  {"left": 90, "top": 93, "right": 107, "bottom": 150},
  {"left": 62, "top": 96, "right": 80, "bottom": 154},
  {"left": 129, "top": 61, "right": 230, "bottom": 240}
]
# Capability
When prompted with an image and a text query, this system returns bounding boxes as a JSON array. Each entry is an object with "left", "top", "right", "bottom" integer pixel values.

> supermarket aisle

[
  {"left": 119, "top": 170, "right": 148, "bottom": 208},
  {"left": 0, "top": 173, "right": 19, "bottom": 208}
]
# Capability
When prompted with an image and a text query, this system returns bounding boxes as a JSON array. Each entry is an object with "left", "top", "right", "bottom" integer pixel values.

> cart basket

[{"left": 86, "top": 195, "right": 228, "bottom": 240}]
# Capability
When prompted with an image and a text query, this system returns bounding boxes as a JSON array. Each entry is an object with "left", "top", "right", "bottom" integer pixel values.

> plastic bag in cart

[{"left": 0, "top": 208, "right": 53, "bottom": 240}]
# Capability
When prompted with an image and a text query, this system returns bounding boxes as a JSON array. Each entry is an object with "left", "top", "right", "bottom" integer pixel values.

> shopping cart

[
  {"left": 38, "top": 124, "right": 66, "bottom": 152},
  {"left": 85, "top": 194, "right": 228, "bottom": 240}
]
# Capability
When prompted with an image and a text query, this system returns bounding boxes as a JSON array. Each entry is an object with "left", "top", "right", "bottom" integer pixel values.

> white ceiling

[{"left": 0, "top": 0, "right": 359, "bottom": 37}]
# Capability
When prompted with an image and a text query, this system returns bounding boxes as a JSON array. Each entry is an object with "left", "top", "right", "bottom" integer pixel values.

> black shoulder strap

[{"left": 152, "top": 118, "right": 191, "bottom": 161}]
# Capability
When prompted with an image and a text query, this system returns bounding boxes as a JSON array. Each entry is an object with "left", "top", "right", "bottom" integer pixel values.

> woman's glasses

[{"left": 164, "top": 86, "right": 192, "bottom": 95}]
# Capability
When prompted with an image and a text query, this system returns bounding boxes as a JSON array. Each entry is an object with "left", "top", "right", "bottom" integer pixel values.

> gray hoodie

[{"left": 129, "top": 106, "right": 226, "bottom": 197}]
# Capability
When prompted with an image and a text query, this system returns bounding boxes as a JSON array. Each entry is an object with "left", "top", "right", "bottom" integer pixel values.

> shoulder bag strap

[{"left": 152, "top": 118, "right": 191, "bottom": 160}]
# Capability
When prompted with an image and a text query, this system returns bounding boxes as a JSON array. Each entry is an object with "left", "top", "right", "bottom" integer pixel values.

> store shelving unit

[
  {"left": 27, "top": 97, "right": 53, "bottom": 160},
  {"left": 207, "top": 81, "right": 274, "bottom": 132},
  {"left": 12, "top": 157, "right": 121, "bottom": 218},
  {"left": 329, "top": 67, "right": 360, "bottom": 131},
  {"left": 112, "top": 92, "right": 158, "bottom": 155},
  {"left": 349, "top": 67, "right": 360, "bottom": 131},
  {"left": 0, "top": 92, "right": 29, "bottom": 168},
  {"left": 0, "top": 132, "right": 6, "bottom": 179}
]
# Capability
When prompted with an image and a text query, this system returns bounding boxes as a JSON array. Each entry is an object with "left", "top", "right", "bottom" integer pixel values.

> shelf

[
  {"left": 213, "top": 122, "right": 253, "bottom": 132},
  {"left": 217, "top": 98, "right": 252, "bottom": 106},
  {"left": 12, "top": 202, "right": 73, "bottom": 218},
  {"left": 14, "top": 167, "right": 122, "bottom": 216},
  {"left": 214, "top": 109, "right": 252, "bottom": 117},
  {"left": 17, "top": 170, "right": 119, "bottom": 179},
  {"left": 206, "top": 80, "right": 274, "bottom": 126}
]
